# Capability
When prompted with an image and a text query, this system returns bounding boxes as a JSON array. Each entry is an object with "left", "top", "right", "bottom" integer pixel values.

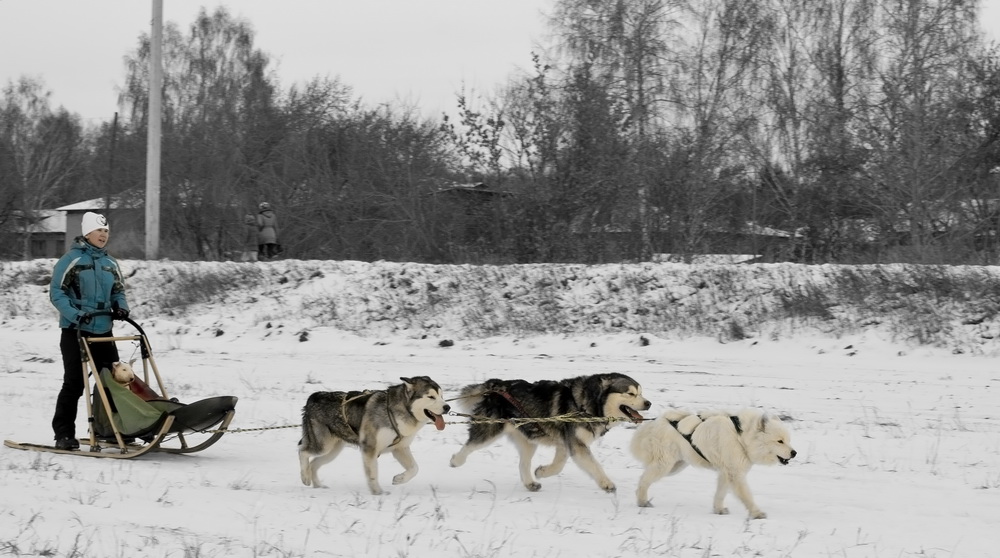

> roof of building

[
  {"left": 55, "top": 190, "right": 144, "bottom": 211},
  {"left": 13, "top": 210, "right": 66, "bottom": 233},
  {"left": 431, "top": 182, "right": 513, "bottom": 197}
]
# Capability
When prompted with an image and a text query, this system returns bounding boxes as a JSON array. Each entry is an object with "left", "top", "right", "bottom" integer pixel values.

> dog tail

[
  {"left": 660, "top": 408, "right": 693, "bottom": 424},
  {"left": 299, "top": 392, "right": 346, "bottom": 453},
  {"left": 654, "top": 408, "right": 707, "bottom": 437},
  {"left": 299, "top": 393, "right": 322, "bottom": 453},
  {"left": 450, "top": 381, "right": 492, "bottom": 414}
]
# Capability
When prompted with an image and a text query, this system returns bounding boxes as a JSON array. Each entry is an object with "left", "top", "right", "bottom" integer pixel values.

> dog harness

[
  {"left": 384, "top": 388, "right": 404, "bottom": 447},
  {"left": 730, "top": 415, "right": 743, "bottom": 434},
  {"left": 339, "top": 389, "right": 405, "bottom": 447},
  {"left": 668, "top": 415, "right": 743, "bottom": 465},
  {"left": 489, "top": 389, "right": 547, "bottom": 437},
  {"left": 494, "top": 389, "right": 532, "bottom": 418}
]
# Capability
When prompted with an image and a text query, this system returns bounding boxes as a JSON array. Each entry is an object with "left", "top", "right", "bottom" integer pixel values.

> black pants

[{"left": 52, "top": 328, "right": 120, "bottom": 440}]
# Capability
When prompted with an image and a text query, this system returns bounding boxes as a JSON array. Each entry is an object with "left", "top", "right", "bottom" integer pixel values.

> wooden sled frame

[
  {"left": 81, "top": 314, "right": 237, "bottom": 457},
  {"left": 4, "top": 314, "right": 236, "bottom": 459}
]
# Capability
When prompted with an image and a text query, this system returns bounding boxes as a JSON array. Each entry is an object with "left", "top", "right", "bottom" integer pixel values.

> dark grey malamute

[{"left": 449, "top": 373, "right": 650, "bottom": 493}]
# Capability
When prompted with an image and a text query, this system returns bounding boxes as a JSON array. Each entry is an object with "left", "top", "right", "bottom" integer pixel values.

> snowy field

[{"left": 1, "top": 259, "right": 998, "bottom": 557}]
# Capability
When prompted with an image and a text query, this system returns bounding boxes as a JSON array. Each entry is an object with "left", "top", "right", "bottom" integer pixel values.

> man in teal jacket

[{"left": 49, "top": 212, "right": 130, "bottom": 450}]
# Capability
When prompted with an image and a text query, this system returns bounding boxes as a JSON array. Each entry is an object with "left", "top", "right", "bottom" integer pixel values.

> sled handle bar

[{"left": 77, "top": 311, "right": 151, "bottom": 359}]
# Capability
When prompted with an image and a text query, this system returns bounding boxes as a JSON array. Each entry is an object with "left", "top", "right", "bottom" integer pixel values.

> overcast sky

[
  {"left": 0, "top": 0, "right": 554, "bottom": 123},
  {"left": 1, "top": 0, "right": 998, "bottom": 126}
]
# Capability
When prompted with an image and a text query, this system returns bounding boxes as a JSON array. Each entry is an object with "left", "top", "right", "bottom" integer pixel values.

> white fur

[
  {"left": 630, "top": 408, "right": 796, "bottom": 519},
  {"left": 111, "top": 360, "right": 136, "bottom": 385}
]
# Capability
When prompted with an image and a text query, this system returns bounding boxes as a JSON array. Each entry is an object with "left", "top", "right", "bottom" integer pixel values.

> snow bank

[{"left": 3, "top": 259, "right": 998, "bottom": 354}]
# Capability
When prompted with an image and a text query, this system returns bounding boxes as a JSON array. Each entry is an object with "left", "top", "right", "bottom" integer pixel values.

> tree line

[{"left": 2, "top": 1, "right": 1000, "bottom": 264}]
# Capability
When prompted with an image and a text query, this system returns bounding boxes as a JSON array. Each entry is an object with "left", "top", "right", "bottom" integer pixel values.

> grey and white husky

[
  {"left": 449, "top": 373, "right": 650, "bottom": 493},
  {"left": 298, "top": 376, "right": 450, "bottom": 495}
]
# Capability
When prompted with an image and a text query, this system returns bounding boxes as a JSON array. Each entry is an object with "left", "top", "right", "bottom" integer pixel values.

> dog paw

[
  {"left": 449, "top": 454, "right": 466, "bottom": 468},
  {"left": 392, "top": 473, "right": 414, "bottom": 485},
  {"left": 601, "top": 483, "right": 617, "bottom": 493},
  {"left": 526, "top": 482, "right": 542, "bottom": 492},
  {"left": 714, "top": 506, "right": 730, "bottom": 515},
  {"left": 750, "top": 510, "right": 767, "bottom": 520},
  {"left": 637, "top": 500, "right": 653, "bottom": 508}
]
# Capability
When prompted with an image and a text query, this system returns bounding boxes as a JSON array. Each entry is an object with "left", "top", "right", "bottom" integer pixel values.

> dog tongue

[
  {"left": 434, "top": 413, "right": 445, "bottom": 430},
  {"left": 623, "top": 406, "right": 644, "bottom": 422}
]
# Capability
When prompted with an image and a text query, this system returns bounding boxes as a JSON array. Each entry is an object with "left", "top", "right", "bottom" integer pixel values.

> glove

[
  {"left": 113, "top": 307, "right": 130, "bottom": 320},
  {"left": 78, "top": 314, "right": 92, "bottom": 325}
]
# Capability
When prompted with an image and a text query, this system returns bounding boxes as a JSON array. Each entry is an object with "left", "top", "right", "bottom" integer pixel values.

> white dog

[
  {"left": 630, "top": 408, "right": 796, "bottom": 519},
  {"left": 110, "top": 360, "right": 136, "bottom": 385}
]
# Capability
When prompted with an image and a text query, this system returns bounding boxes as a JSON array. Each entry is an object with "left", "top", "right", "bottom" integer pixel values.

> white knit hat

[{"left": 81, "top": 212, "right": 109, "bottom": 236}]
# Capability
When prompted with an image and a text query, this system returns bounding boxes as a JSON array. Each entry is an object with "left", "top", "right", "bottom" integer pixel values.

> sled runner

[{"left": 4, "top": 313, "right": 237, "bottom": 459}]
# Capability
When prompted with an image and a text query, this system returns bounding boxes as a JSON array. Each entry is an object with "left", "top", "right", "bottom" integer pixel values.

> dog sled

[{"left": 4, "top": 313, "right": 238, "bottom": 459}]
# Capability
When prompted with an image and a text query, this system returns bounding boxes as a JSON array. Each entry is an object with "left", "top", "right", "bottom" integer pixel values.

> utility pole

[
  {"left": 145, "top": 0, "right": 163, "bottom": 259},
  {"left": 106, "top": 112, "right": 117, "bottom": 217}
]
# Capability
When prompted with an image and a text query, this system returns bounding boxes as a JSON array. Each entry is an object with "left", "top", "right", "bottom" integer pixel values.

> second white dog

[{"left": 630, "top": 408, "right": 796, "bottom": 519}]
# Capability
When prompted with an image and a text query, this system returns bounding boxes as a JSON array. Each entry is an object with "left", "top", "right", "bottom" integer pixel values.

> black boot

[{"left": 55, "top": 437, "right": 80, "bottom": 450}]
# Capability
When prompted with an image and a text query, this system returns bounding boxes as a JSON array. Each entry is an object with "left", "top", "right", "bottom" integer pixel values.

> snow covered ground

[{"left": 1, "top": 259, "right": 998, "bottom": 557}]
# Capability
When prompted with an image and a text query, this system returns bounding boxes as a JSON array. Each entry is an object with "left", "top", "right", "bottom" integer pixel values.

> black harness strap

[
  {"left": 669, "top": 415, "right": 744, "bottom": 465},
  {"left": 668, "top": 419, "right": 710, "bottom": 464},
  {"left": 495, "top": 390, "right": 532, "bottom": 418},
  {"left": 493, "top": 389, "right": 547, "bottom": 435},
  {"left": 340, "top": 389, "right": 403, "bottom": 447},
  {"left": 384, "top": 388, "right": 404, "bottom": 448},
  {"left": 340, "top": 390, "right": 372, "bottom": 438}
]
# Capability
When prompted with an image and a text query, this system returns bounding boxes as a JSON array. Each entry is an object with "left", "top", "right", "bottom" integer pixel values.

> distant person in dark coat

[
  {"left": 256, "top": 202, "right": 280, "bottom": 260},
  {"left": 48, "top": 211, "right": 130, "bottom": 450}
]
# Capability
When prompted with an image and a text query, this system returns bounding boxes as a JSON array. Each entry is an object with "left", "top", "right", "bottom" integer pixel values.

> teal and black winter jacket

[{"left": 49, "top": 237, "right": 129, "bottom": 334}]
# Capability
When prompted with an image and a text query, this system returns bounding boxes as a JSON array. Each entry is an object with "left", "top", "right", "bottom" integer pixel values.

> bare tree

[
  {"left": 548, "top": 0, "right": 683, "bottom": 259},
  {"left": 750, "top": 0, "right": 882, "bottom": 261},
  {"left": 0, "top": 76, "right": 84, "bottom": 259},
  {"left": 646, "top": 0, "right": 770, "bottom": 258},
  {"left": 863, "top": 0, "right": 981, "bottom": 261}
]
